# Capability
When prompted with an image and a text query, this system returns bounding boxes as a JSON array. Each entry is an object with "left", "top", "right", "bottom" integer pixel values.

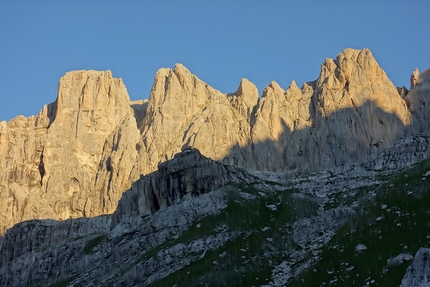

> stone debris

[{"left": 355, "top": 244, "right": 368, "bottom": 252}]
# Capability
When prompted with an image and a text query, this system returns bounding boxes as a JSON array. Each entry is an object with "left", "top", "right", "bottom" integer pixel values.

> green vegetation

[
  {"left": 291, "top": 159, "right": 430, "bottom": 286},
  {"left": 150, "top": 183, "right": 318, "bottom": 286},
  {"left": 323, "top": 184, "right": 376, "bottom": 210},
  {"left": 83, "top": 234, "right": 107, "bottom": 255},
  {"left": 48, "top": 276, "right": 76, "bottom": 287},
  {"left": 148, "top": 159, "right": 430, "bottom": 286}
]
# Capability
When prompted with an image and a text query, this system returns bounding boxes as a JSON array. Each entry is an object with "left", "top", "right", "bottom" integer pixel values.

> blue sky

[{"left": 0, "top": 0, "right": 429, "bottom": 122}]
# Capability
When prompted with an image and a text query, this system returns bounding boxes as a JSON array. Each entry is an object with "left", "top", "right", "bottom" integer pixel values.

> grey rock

[
  {"left": 400, "top": 248, "right": 430, "bottom": 287},
  {"left": 111, "top": 148, "right": 230, "bottom": 226}
]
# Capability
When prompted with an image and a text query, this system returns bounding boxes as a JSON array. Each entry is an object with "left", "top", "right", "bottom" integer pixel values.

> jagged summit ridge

[{"left": 0, "top": 48, "right": 428, "bottom": 235}]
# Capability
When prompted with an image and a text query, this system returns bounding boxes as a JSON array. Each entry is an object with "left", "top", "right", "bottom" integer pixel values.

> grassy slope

[
  {"left": 150, "top": 183, "right": 318, "bottom": 287},
  {"left": 147, "top": 159, "right": 430, "bottom": 287},
  {"left": 291, "top": 159, "right": 430, "bottom": 287}
]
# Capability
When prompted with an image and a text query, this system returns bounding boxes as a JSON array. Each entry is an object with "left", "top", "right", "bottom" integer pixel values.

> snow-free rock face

[
  {"left": 139, "top": 48, "right": 417, "bottom": 176},
  {"left": 249, "top": 48, "right": 411, "bottom": 174},
  {"left": 0, "top": 70, "right": 141, "bottom": 234},
  {"left": 0, "top": 48, "right": 429, "bottom": 235},
  {"left": 0, "top": 216, "right": 111, "bottom": 287},
  {"left": 41, "top": 70, "right": 141, "bottom": 219},
  {"left": 0, "top": 106, "right": 56, "bottom": 235},
  {"left": 112, "top": 148, "right": 230, "bottom": 226},
  {"left": 405, "top": 68, "right": 430, "bottom": 134},
  {"left": 302, "top": 48, "right": 411, "bottom": 172},
  {"left": 136, "top": 64, "right": 255, "bottom": 174},
  {"left": 400, "top": 248, "right": 430, "bottom": 287}
]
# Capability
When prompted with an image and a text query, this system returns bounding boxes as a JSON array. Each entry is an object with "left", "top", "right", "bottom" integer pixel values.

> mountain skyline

[{"left": 1, "top": 0, "right": 429, "bottom": 122}]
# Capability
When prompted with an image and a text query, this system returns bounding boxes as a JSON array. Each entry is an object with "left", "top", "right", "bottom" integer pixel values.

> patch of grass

[
  {"left": 48, "top": 276, "right": 76, "bottom": 287},
  {"left": 323, "top": 184, "right": 377, "bottom": 210},
  {"left": 83, "top": 234, "right": 107, "bottom": 255},
  {"left": 150, "top": 183, "right": 319, "bottom": 286},
  {"left": 291, "top": 158, "right": 430, "bottom": 287}
]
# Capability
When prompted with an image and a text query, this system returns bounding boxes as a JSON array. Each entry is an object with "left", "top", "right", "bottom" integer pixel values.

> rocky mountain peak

[
  {"left": 405, "top": 68, "right": 430, "bottom": 133},
  {"left": 1, "top": 48, "right": 430, "bottom": 286},
  {"left": 0, "top": 69, "right": 141, "bottom": 233},
  {"left": 228, "top": 78, "right": 259, "bottom": 119},
  {"left": 285, "top": 80, "right": 302, "bottom": 102},
  {"left": 0, "top": 48, "right": 429, "bottom": 236},
  {"left": 172, "top": 63, "right": 194, "bottom": 87},
  {"left": 261, "top": 80, "right": 284, "bottom": 100},
  {"left": 410, "top": 68, "right": 420, "bottom": 89},
  {"left": 314, "top": 48, "right": 410, "bottom": 126}
]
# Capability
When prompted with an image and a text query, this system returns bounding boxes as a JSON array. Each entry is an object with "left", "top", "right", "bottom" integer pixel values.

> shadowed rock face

[
  {"left": 140, "top": 48, "right": 415, "bottom": 175},
  {"left": 0, "top": 48, "right": 429, "bottom": 235},
  {"left": 400, "top": 248, "right": 430, "bottom": 287},
  {"left": 405, "top": 68, "right": 430, "bottom": 134},
  {"left": 111, "top": 148, "right": 230, "bottom": 226}
]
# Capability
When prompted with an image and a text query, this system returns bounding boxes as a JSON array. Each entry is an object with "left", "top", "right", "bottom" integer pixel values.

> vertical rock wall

[{"left": 0, "top": 48, "right": 429, "bottom": 234}]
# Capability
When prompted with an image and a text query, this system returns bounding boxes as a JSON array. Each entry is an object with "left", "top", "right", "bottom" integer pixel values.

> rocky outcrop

[
  {"left": 400, "top": 248, "right": 430, "bottom": 287},
  {"left": 410, "top": 68, "right": 420, "bottom": 90},
  {"left": 136, "top": 64, "right": 255, "bottom": 175},
  {"left": 405, "top": 68, "right": 430, "bottom": 134},
  {"left": 0, "top": 105, "right": 56, "bottom": 235},
  {"left": 0, "top": 48, "right": 429, "bottom": 235},
  {"left": 112, "top": 148, "right": 230, "bottom": 226},
  {"left": 41, "top": 70, "right": 141, "bottom": 219},
  {"left": 0, "top": 216, "right": 111, "bottom": 287},
  {"left": 305, "top": 48, "right": 411, "bottom": 170},
  {"left": 0, "top": 70, "right": 141, "bottom": 234},
  {"left": 249, "top": 48, "right": 412, "bottom": 175}
]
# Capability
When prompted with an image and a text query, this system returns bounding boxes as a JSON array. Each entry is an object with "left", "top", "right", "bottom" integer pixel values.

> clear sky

[{"left": 0, "top": 0, "right": 429, "bottom": 122}]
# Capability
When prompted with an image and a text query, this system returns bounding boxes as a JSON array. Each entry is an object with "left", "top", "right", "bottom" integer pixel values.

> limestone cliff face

[
  {"left": 0, "top": 48, "right": 429, "bottom": 235},
  {"left": 137, "top": 64, "right": 256, "bottom": 174},
  {"left": 0, "top": 105, "right": 56, "bottom": 235},
  {"left": 138, "top": 48, "right": 415, "bottom": 175},
  {"left": 0, "top": 70, "right": 141, "bottom": 234},
  {"left": 405, "top": 68, "right": 430, "bottom": 134},
  {"left": 41, "top": 70, "right": 141, "bottom": 219},
  {"left": 112, "top": 148, "right": 230, "bottom": 226},
  {"left": 300, "top": 48, "right": 411, "bottom": 173},
  {"left": 244, "top": 48, "right": 411, "bottom": 174}
]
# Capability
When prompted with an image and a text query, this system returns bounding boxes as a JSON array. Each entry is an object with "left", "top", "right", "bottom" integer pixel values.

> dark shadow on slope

[
  {"left": 222, "top": 99, "right": 412, "bottom": 178},
  {"left": 1, "top": 80, "right": 428, "bottom": 285},
  {"left": 110, "top": 148, "right": 231, "bottom": 226},
  {"left": 130, "top": 100, "right": 148, "bottom": 131},
  {"left": 0, "top": 149, "right": 229, "bottom": 267},
  {"left": 0, "top": 216, "right": 109, "bottom": 263},
  {"left": 46, "top": 101, "right": 57, "bottom": 127},
  {"left": 0, "top": 216, "right": 111, "bottom": 286}
]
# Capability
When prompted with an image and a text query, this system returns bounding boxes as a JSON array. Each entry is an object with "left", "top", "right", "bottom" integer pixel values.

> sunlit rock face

[
  {"left": 0, "top": 48, "right": 429, "bottom": 235},
  {"left": 136, "top": 63, "right": 256, "bottom": 175},
  {"left": 140, "top": 48, "right": 415, "bottom": 175},
  {"left": 0, "top": 70, "right": 141, "bottom": 234}
]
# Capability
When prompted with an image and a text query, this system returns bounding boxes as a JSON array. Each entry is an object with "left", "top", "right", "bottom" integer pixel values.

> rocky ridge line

[{"left": 0, "top": 48, "right": 429, "bottom": 235}]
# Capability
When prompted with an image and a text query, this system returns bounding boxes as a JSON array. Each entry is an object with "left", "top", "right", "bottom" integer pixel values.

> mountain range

[{"left": 0, "top": 48, "right": 429, "bottom": 286}]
